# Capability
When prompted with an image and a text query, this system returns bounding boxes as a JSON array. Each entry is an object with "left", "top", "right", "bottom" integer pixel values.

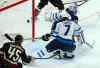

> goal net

[{"left": 0, "top": 0, "right": 33, "bottom": 46}]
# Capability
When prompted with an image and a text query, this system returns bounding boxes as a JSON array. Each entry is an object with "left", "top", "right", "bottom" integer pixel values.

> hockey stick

[
  {"left": 63, "top": 0, "right": 88, "bottom": 5},
  {"left": 4, "top": 33, "right": 14, "bottom": 41},
  {"left": 34, "top": 53, "right": 57, "bottom": 59},
  {"left": 84, "top": 41, "right": 95, "bottom": 48},
  {"left": 4, "top": 33, "right": 34, "bottom": 41},
  {"left": 35, "top": 50, "right": 61, "bottom": 59},
  {"left": 64, "top": 0, "right": 83, "bottom": 4},
  {"left": 80, "top": 31, "right": 94, "bottom": 48},
  {"left": 35, "top": 33, "right": 94, "bottom": 48},
  {"left": 34, "top": 37, "right": 42, "bottom": 40},
  {"left": 23, "top": 37, "right": 42, "bottom": 41}
]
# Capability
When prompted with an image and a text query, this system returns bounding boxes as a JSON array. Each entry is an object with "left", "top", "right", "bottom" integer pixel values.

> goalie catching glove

[{"left": 41, "top": 33, "right": 51, "bottom": 41}]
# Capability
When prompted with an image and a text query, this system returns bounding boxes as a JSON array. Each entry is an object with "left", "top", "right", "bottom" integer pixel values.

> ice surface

[
  {"left": 23, "top": 12, "right": 100, "bottom": 68},
  {"left": 0, "top": 0, "right": 100, "bottom": 68},
  {"left": 23, "top": 0, "right": 100, "bottom": 68}
]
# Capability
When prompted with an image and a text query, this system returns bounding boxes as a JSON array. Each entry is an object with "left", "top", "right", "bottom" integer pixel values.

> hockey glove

[
  {"left": 41, "top": 33, "right": 51, "bottom": 41},
  {"left": 23, "top": 55, "right": 32, "bottom": 65},
  {"left": 35, "top": 8, "right": 40, "bottom": 17},
  {"left": 27, "top": 56, "right": 32, "bottom": 63},
  {"left": 17, "top": 62, "right": 23, "bottom": 68}
]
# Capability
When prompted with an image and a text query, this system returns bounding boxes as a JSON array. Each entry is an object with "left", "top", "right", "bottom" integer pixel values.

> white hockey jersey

[
  {"left": 53, "top": 20, "right": 81, "bottom": 40},
  {"left": 48, "top": 10, "right": 71, "bottom": 22}
]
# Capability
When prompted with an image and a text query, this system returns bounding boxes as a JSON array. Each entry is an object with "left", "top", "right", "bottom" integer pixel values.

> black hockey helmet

[{"left": 15, "top": 34, "right": 23, "bottom": 43}]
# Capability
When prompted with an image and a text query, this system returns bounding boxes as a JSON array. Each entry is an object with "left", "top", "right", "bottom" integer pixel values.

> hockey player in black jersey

[
  {"left": 35, "top": 0, "right": 88, "bottom": 17},
  {"left": 0, "top": 35, "right": 32, "bottom": 68},
  {"left": 35, "top": 0, "right": 64, "bottom": 17}
]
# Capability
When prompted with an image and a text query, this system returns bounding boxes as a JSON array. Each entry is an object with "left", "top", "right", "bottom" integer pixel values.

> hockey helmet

[
  {"left": 15, "top": 34, "right": 23, "bottom": 43},
  {"left": 68, "top": 3, "right": 78, "bottom": 14}
]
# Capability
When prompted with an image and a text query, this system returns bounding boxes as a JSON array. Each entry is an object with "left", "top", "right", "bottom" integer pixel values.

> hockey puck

[{"left": 27, "top": 19, "right": 30, "bottom": 23}]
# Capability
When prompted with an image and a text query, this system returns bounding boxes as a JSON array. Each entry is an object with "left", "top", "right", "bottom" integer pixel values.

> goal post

[{"left": 32, "top": 0, "right": 35, "bottom": 39}]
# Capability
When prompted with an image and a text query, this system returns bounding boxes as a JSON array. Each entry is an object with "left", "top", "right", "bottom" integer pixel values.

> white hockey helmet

[{"left": 68, "top": 3, "right": 78, "bottom": 14}]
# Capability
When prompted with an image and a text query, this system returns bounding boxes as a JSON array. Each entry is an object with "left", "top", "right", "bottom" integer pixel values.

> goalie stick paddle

[{"left": 4, "top": 33, "right": 14, "bottom": 41}]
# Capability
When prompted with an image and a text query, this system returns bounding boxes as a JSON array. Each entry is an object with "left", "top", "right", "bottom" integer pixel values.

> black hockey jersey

[
  {"left": 0, "top": 42, "right": 31, "bottom": 64},
  {"left": 38, "top": 0, "right": 64, "bottom": 10}
]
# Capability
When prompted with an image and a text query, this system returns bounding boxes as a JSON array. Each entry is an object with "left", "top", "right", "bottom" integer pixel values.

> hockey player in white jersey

[
  {"left": 42, "top": 16, "right": 82, "bottom": 59},
  {"left": 47, "top": 0, "right": 88, "bottom": 34},
  {"left": 66, "top": 0, "right": 88, "bottom": 23},
  {"left": 48, "top": 10, "right": 70, "bottom": 33}
]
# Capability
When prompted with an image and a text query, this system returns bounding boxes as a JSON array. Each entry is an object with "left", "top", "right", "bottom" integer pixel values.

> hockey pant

[
  {"left": 0, "top": 56, "right": 22, "bottom": 68},
  {"left": 46, "top": 37, "right": 76, "bottom": 53},
  {"left": 0, "top": 64, "right": 17, "bottom": 68}
]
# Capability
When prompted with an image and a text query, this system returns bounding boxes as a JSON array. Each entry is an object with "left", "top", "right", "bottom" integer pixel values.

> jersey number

[
  {"left": 8, "top": 47, "right": 22, "bottom": 62},
  {"left": 64, "top": 25, "right": 70, "bottom": 35}
]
